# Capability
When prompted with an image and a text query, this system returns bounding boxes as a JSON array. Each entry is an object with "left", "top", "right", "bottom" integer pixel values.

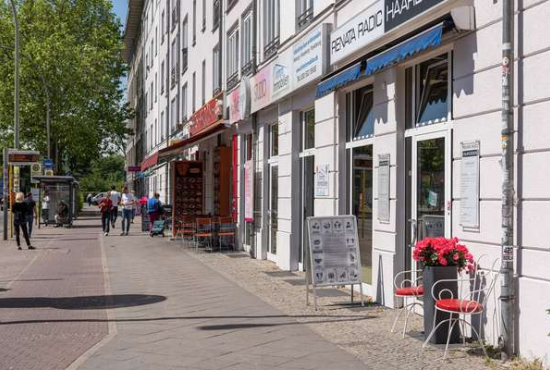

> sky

[{"left": 112, "top": 0, "right": 129, "bottom": 30}]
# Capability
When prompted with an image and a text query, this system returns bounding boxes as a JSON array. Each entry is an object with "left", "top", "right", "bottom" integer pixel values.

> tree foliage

[
  {"left": 79, "top": 154, "right": 125, "bottom": 194},
  {"left": 0, "top": 0, "right": 132, "bottom": 175}
]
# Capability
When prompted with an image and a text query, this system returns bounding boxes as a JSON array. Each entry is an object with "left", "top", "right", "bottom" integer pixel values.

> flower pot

[{"left": 423, "top": 265, "right": 461, "bottom": 344}]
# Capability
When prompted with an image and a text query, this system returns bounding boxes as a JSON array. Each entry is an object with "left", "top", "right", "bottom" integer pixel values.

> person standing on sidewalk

[
  {"left": 109, "top": 185, "right": 121, "bottom": 229},
  {"left": 24, "top": 192, "right": 37, "bottom": 238},
  {"left": 147, "top": 192, "right": 161, "bottom": 232},
  {"left": 42, "top": 191, "right": 50, "bottom": 225},
  {"left": 99, "top": 192, "right": 113, "bottom": 236},
  {"left": 120, "top": 187, "right": 134, "bottom": 236},
  {"left": 13, "top": 192, "right": 35, "bottom": 250}
]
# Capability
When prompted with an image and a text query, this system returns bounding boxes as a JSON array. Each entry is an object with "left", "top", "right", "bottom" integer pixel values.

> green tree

[
  {"left": 79, "top": 154, "right": 126, "bottom": 194},
  {"left": 0, "top": 0, "right": 132, "bottom": 175}
]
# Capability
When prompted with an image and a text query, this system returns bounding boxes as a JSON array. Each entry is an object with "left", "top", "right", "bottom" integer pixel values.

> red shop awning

[
  {"left": 159, "top": 120, "right": 230, "bottom": 159},
  {"left": 140, "top": 151, "right": 159, "bottom": 172}
]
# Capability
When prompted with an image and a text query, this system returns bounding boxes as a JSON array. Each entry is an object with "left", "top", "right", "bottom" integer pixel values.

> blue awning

[
  {"left": 316, "top": 62, "right": 363, "bottom": 98},
  {"left": 364, "top": 23, "right": 443, "bottom": 77}
]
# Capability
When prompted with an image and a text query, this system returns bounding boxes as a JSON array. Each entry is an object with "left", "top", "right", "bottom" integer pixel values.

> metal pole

[
  {"left": 9, "top": 0, "right": 20, "bottom": 149},
  {"left": 500, "top": 0, "right": 515, "bottom": 360},
  {"left": 2, "top": 148, "right": 8, "bottom": 241}
]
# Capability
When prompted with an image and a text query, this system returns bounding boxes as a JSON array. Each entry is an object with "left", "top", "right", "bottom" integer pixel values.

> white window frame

[
  {"left": 182, "top": 83, "right": 188, "bottom": 121},
  {"left": 213, "top": 45, "right": 220, "bottom": 92},
  {"left": 263, "top": 0, "right": 279, "bottom": 50},
  {"left": 241, "top": 11, "right": 253, "bottom": 70},
  {"left": 227, "top": 26, "right": 239, "bottom": 79}
]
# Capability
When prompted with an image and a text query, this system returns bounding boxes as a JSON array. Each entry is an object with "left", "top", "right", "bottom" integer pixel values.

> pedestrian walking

[
  {"left": 120, "top": 186, "right": 135, "bottom": 236},
  {"left": 42, "top": 191, "right": 50, "bottom": 224},
  {"left": 110, "top": 185, "right": 121, "bottom": 228},
  {"left": 24, "top": 192, "right": 37, "bottom": 238},
  {"left": 13, "top": 192, "right": 35, "bottom": 250},
  {"left": 147, "top": 192, "right": 162, "bottom": 232},
  {"left": 87, "top": 193, "right": 93, "bottom": 206},
  {"left": 99, "top": 192, "right": 113, "bottom": 236}
]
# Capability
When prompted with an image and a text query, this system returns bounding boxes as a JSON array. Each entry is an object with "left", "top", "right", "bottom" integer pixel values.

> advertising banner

[
  {"left": 293, "top": 24, "right": 329, "bottom": 88},
  {"left": 377, "top": 154, "right": 390, "bottom": 222},
  {"left": 315, "top": 164, "right": 329, "bottom": 197},
  {"left": 244, "top": 160, "right": 254, "bottom": 222},
  {"left": 250, "top": 64, "right": 272, "bottom": 113},
  {"left": 384, "top": 0, "right": 445, "bottom": 31}
]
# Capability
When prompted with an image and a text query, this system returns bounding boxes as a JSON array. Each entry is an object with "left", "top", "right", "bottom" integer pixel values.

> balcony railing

[
  {"left": 241, "top": 59, "right": 255, "bottom": 76},
  {"left": 297, "top": 7, "right": 313, "bottom": 29},
  {"left": 170, "top": 66, "right": 179, "bottom": 89},
  {"left": 182, "top": 47, "right": 188, "bottom": 74},
  {"left": 226, "top": 71, "right": 239, "bottom": 92},
  {"left": 264, "top": 36, "right": 280, "bottom": 60}
]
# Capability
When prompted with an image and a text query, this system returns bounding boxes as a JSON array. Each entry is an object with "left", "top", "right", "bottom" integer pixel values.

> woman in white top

[{"left": 120, "top": 186, "right": 135, "bottom": 236}]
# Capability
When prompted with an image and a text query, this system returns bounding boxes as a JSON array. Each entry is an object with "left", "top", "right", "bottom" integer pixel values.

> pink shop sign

[{"left": 250, "top": 64, "right": 272, "bottom": 113}]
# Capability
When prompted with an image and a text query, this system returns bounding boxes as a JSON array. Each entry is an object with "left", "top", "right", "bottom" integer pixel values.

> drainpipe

[
  {"left": 499, "top": 0, "right": 515, "bottom": 360},
  {"left": 250, "top": 0, "right": 258, "bottom": 259}
]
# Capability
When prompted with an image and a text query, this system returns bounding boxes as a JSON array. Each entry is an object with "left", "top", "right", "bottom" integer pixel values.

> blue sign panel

[{"left": 43, "top": 158, "right": 54, "bottom": 169}]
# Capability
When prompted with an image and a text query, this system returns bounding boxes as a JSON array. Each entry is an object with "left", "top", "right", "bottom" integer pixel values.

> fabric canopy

[
  {"left": 316, "top": 62, "right": 363, "bottom": 98},
  {"left": 140, "top": 151, "right": 159, "bottom": 172},
  {"left": 364, "top": 23, "right": 444, "bottom": 77},
  {"left": 159, "top": 120, "right": 230, "bottom": 159}
]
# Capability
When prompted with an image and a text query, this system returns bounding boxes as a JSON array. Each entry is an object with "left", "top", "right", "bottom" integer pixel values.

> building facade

[{"left": 123, "top": 0, "right": 550, "bottom": 364}]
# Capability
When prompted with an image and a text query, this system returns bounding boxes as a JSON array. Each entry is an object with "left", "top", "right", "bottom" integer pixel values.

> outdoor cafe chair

[
  {"left": 422, "top": 257, "right": 500, "bottom": 359},
  {"left": 391, "top": 269, "right": 424, "bottom": 337},
  {"left": 194, "top": 217, "right": 213, "bottom": 252},
  {"left": 176, "top": 216, "right": 196, "bottom": 248},
  {"left": 218, "top": 217, "right": 236, "bottom": 251}
]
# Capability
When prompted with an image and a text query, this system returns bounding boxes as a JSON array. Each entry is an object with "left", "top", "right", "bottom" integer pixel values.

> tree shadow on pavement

[{"left": 0, "top": 294, "right": 166, "bottom": 310}]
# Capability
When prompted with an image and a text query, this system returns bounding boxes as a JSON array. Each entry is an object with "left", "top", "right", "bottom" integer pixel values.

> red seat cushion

[
  {"left": 395, "top": 286, "right": 424, "bottom": 296},
  {"left": 436, "top": 298, "right": 483, "bottom": 313}
]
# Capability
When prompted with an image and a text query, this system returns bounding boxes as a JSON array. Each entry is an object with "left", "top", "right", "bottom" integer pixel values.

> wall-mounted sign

[
  {"left": 244, "top": 160, "right": 254, "bottom": 222},
  {"left": 250, "top": 64, "right": 272, "bottom": 113},
  {"left": 189, "top": 94, "right": 223, "bottom": 136},
  {"left": 43, "top": 158, "right": 54, "bottom": 170},
  {"left": 384, "top": 0, "right": 445, "bottom": 31},
  {"left": 271, "top": 49, "right": 293, "bottom": 101},
  {"left": 293, "top": 24, "right": 330, "bottom": 88},
  {"left": 330, "top": 2, "right": 384, "bottom": 65},
  {"left": 31, "top": 163, "right": 42, "bottom": 183},
  {"left": 8, "top": 150, "right": 40, "bottom": 165},
  {"left": 377, "top": 154, "right": 390, "bottom": 222},
  {"left": 460, "top": 141, "right": 480, "bottom": 228},
  {"left": 315, "top": 164, "right": 329, "bottom": 197},
  {"left": 228, "top": 77, "right": 251, "bottom": 124},
  {"left": 127, "top": 166, "right": 141, "bottom": 172}
]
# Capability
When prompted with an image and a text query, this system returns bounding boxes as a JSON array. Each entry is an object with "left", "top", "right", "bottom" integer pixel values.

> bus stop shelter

[{"left": 34, "top": 176, "right": 79, "bottom": 227}]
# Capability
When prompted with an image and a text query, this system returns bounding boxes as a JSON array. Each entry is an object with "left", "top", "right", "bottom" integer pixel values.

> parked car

[{"left": 91, "top": 192, "right": 107, "bottom": 205}]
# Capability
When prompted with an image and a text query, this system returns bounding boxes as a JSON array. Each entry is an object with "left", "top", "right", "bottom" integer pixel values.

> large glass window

[
  {"left": 415, "top": 55, "right": 449, "bottom": 125},
  {"left": 227, "top": 27, "right": 240, "bottom": 82},
  {"left": 351, "top": 145, "right": 373, "bottom": 284},
  {"left": 301, "top": 109, "right": 315, "bottom": 150},
  {"left": 352, "top": 85, "right": 374, "bottom": 141}
]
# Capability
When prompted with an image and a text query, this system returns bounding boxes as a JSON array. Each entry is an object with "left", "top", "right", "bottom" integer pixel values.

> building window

[
  {"left": 227, "top": 0, "right": 238, "bottom": 12},
  {"left": 171, "top": 95, "right": 179, "bottom": 133},
  {"left": 296, "top": 0, "right": 313, "bottom": 29},
  {"left": 241, "top": 11, "right": 254, "bottom": 75},
  {"left": 161, "top": 10, "right": 165, "bottom": 43},
  {"left": 416, "top": 54, "right": 450, "bottom": 125},
  {"left": 348, "top": 85, "right": 374, "bottom": 141},
  {"left": 182, "top": 17, "right": 189, "bottom": 73},
  {"left": 192, "top": 0, "right": 197, "bottom": 45},
  {"left": 201, "top": 60, "right": 206, "bottom": 105},
  {"left": 301, "top": 109, "right": 315, "bottom": 150},
  {"left": 155, "top": 26, "right": 158, "bottom": 55},
  {"left": 160, "top": 61, "right": 165, "bottom": 93},
  {"left": 150, "top": 82, "right": 153, "bottom": 110},
  {"left": 270, "top": 123, "right": 278, "bottom": 157},
  {"left": 154, "top": 119, "right": 158, "bottom": 146},
  {"left": 171, "top": 0, "right": 179, "bottom": 32},
  {"left": 154, "top": 73, "right": 158, "bottom": 102},
  {"left": 263, "top": 0, "right": 280, "bottom": 59},
  {"left": 227, "top": 26, "right": 239, "bottom": 90},
  {"left": 161, "top": 110, "right": 165, "bottom": 140},
  {"left": 213, "top": 45, "right": 220, "bottom": 94},
  {"left": 213, "top": 0, "right": 221, "bottom": 30},
  {"left": 182, "top": 83, "right": 188, "bottom": 122},
  {"left": 192, "top": 72, "right": 196, "bottom": 112},
  {"left": 202, "top": 0, "right": 206, "bottom": 32},
  {"left": 171, "top": 38, "right": 179, "bottom": 89}
]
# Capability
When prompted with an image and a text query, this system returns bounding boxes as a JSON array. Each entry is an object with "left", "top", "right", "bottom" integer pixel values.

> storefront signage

[
  {"left": 293, "top": 24, "right": 330, "bottom": 89},
  {"left": 127, "top": 166, "right": 141, "bottom": 172},
  {"left": 307, "top": 216, "right": 363, "bottom": 294},
  {"left": 43, "top": 158, "right": 53, "bottom": 170},
  {"left": 8, "top": 150, "right": 40, "bottom": 165},
  {"left": 189, "top": 95, "right": 223, "bottom": 136},
  {"left": 250, "top": 64, "right": 272, "bottom": 113},
  {"left": 460, "top": 141, "right": 480, "bottom": 228},
  {"left": 385, "top": 0, "right": 446, "bottom": 31},
  {"left": 315, "top": 164, "right": 330, "bottom": 197},
  {"left": 30, "top": 163, "right": 42, "bottom": 183},
  {"left": 228, "top": 77, "right": 251, "bottom": 124},
  {"left": 244, "top": 160, "right": 254, "bottom": 222},
  {"left": 330, "top": 2, "right": 384, "bottom": 65},
  {"left": 377, "top": 154, "right": 390, "bottom": 222},
  {"left": 271, "top": 49, "right": 293, "bottom": 100}
]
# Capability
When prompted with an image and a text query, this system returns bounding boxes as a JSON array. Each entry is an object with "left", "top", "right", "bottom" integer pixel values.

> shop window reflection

[
  {"left": 353, "top": 86, "right": 374, "bottom": 140},
  {"left": 416, "top": 55, "right": 449, "bottom": 125}
]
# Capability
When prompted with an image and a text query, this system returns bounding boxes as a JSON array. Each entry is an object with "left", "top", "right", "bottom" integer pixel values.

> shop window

[
  {"left": 270, "top": 124, "right": 278, "bottom": 157},
  {"left": 415, "top": 54, "right": 449, "bottom": 125},
  {"left": 241, "top": 11, "right": 254, "bottom": 75},
  {"left": 301, "top": 109, "right": 315, "bottom": 150},
  {"left": 349, "top": 85, "right": 374, "bottom": 141},
  {"left": 227, "top": 26, "right": 240, "bottom": 90}
]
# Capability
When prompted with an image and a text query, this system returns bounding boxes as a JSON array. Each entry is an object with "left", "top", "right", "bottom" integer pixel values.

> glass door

[
  {"left": 299, "top": 155, "right": 315, "bottom": 268},
  {"left": 268, "top": 164, "right": 278, "bottom": 255},
  {"left": 408, "top": 131, "right": 451, "bottom": 273}
]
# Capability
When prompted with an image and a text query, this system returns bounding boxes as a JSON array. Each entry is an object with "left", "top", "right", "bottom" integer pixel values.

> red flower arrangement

[{"left": 413, "top": 237, "right": 475, "bottom": 272}]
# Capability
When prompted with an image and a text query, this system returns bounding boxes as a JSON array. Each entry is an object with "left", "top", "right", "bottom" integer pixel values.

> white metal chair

[
  {"left": 422, "top": 257, "right": 500, "bottom": 359},
  {"left": 391, "top": 269, "right": 424, "bottom": 337}
]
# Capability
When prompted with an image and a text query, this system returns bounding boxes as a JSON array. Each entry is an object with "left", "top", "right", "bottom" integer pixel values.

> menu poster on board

[
  {"left": 460, "top": 141, "right": 480, "bottom": 228},
  {"left": 307, "top": 216, "right": 362, "bottom": 287},
  {"left": 173, "top": 161, "right": 204, "bottom": 234},
  {"left": 377, "top": 154, "right": 390, "bottom": 222}
]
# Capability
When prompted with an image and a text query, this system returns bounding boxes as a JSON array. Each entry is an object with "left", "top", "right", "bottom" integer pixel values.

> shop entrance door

[
  {"left": 407, "top": 130, "right": 451, "bottom": 277},
  {"left": 299, "top": 155, "right": 315, "bottom": 270},
  {"left": 267, "top": 164, "right": 278, "bottom": 258}
]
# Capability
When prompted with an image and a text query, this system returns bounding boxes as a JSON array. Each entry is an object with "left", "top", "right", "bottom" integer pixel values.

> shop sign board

[
  {"left": 384, "top": 0, "right": 446, "bottom": 31},
  {"left": 330, "top": 2, "right": 384, "bottom": 65},
  {"left": 315, "top": 164, "right": 329, "bottom": 197},
  {"left": 244, "top": 160, "right": 254, "bottom": 222},
  {"left": 250, "top": 64, "right": 272, "bottom": 113},
  {"left": 377, "top": 154, "right": 390, "bottom": 222},
  {"left": 43, "top": 158, "right": 54, "bottom": 170},
  {"left": 271, "top": 49, "right": 293, "bottom": 101},
  {"left": 8, "top": 150, "right": 40, "bottom": 166},
  {"left": 189, "top": 95, "right": 223, "bottom": 136},
  {"left": 127, "top": 166, "right": 141, "bottom": 172},
  {"left": 293, "top": 24, "right": 330, "bottom": 88},
  {"left": 228, "top": 77, "right": 251, "bottom": 124},
  {"left": 306, "top": 216, "right": 364, "bottom": 308},
  {"left": 31, "top": 163, "right": 42, "bottom": 183},
  {"left": 460, "top": 141, "right": 480, "bottom": 228}
]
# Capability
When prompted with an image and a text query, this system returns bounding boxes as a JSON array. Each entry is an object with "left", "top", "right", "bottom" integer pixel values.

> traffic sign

[{"left": 43, "top": 158, "right": 54, "bottom": 169}]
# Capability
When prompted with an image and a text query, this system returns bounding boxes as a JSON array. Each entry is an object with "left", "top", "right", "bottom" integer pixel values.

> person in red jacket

[{"left": 98, "top": 192, "right": 113, "bottom": 236}]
